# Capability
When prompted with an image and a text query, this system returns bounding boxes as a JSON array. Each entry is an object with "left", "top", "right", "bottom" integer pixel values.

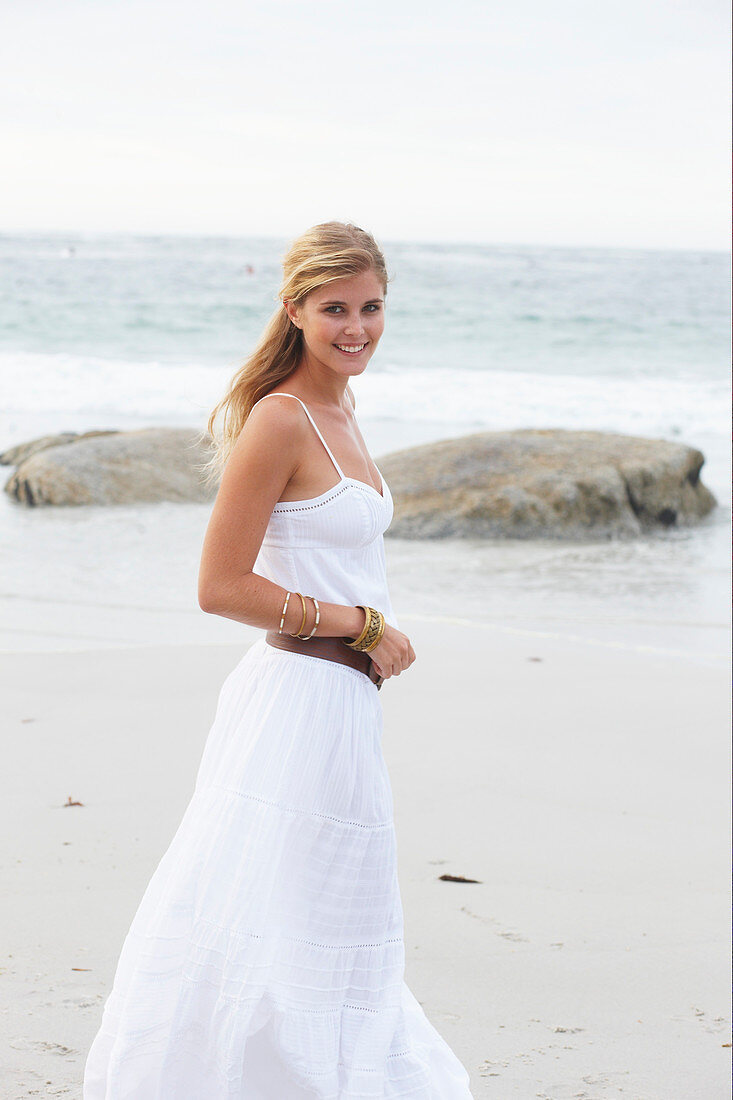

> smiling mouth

[{"left": 334, "top": 343, "right": 367, "bottom": 355}]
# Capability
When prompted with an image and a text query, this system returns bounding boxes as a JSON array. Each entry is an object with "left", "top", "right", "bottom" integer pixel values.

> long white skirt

[{"left": 83, "top": 638, "right": 473, "bottom": 1099}]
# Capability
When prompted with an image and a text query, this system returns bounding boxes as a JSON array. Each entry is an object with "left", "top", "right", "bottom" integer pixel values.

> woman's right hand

[{"left": 368, "top": 623, "right": 416, "bottom": 680}]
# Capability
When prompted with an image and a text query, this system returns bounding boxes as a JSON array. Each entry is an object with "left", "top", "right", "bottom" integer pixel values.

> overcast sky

[{"left": 2, "top": 0, "right": 729, "bottom": 249}]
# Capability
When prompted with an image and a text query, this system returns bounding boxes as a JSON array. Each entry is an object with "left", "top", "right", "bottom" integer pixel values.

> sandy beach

[{"left": 2, "top": 612, "right": 730, "bottom": 1099}]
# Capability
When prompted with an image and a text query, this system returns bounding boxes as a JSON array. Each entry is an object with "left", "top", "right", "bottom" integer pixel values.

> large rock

[
  {"left": 4, "top": 427, "right": 216, "bottom": 506},
  {"left": 377, "top": 429, "right": 717, "bottom": 539}
]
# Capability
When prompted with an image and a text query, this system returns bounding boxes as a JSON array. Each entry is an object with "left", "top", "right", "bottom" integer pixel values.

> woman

[{"left": 83, "top": 222, "right": 473, "bottom": 1098}]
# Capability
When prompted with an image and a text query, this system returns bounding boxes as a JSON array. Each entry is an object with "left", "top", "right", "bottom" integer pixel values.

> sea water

[{"left": 0, "top": 233, "right": 729, "bottom": 664}]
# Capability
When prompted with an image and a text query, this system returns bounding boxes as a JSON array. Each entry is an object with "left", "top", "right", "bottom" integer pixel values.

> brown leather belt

[{"left": 265, "top": 632, "right": 383, "bottom": 690}]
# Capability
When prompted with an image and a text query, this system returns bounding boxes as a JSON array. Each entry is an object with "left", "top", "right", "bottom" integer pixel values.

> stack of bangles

[{"left": 277, "top": 593, "right": 386, "bottom": 653}]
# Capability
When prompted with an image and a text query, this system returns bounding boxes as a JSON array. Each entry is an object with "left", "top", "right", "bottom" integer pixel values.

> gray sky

[{"left": 2, "top": 0, "right": 729, "bottom": 248}]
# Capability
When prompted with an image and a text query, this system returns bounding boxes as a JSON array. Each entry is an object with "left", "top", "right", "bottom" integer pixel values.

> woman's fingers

[{"left": 369, "top": 627, "right": 415, "bottom": 679}]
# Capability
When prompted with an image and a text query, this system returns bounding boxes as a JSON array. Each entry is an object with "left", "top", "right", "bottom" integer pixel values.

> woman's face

[{"left": 286, "top": 269, "right": 385, "bottom": 380}]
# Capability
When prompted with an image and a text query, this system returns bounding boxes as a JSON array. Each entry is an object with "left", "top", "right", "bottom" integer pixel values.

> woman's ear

[{"left": 284, "top": 300, "right": 301, "bottom": 329}]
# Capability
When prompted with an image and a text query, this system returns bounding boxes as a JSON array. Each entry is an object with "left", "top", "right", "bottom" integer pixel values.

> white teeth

[{"left": 336, "top": 344, "right": 366, "bottom": 354}]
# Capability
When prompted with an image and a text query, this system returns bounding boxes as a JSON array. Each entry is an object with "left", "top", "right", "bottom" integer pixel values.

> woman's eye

[{"left": 324, "top": 304, "right": 381, "bottom": 314}]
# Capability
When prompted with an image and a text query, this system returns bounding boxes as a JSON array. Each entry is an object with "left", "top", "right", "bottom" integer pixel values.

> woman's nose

[{"left": 342, "top": 313, "right": 364, "bottom": 336}]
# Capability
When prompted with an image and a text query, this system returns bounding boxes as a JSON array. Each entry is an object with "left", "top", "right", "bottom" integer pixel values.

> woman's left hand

[{"left": 368, "top": 624, "right": 416, "bottom": 680}]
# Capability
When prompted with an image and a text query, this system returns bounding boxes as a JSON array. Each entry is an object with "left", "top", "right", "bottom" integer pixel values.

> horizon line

[{"left": 0, "top": 226, "right": 729, "bottom": 257}]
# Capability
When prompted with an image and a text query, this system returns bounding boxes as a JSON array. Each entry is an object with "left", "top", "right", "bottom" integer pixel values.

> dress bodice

[{"left": 251, "top": 393, "right": 399, "bottom": 629}]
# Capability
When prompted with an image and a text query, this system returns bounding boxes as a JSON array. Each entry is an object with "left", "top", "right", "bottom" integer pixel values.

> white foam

[{"left": 1, "top": 350, "right": 728, "bottom": 445}]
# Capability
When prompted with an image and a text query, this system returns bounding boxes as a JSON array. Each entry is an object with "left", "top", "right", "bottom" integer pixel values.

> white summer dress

[{"left": 83, "top": 393, "right": 474, "bottom": 1099}]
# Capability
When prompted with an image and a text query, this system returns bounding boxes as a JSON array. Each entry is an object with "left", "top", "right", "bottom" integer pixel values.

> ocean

[{"left": 0, "top": 232, "right": 729, "bottom": 665}]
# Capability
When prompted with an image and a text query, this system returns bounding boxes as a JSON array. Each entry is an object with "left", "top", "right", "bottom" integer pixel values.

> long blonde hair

[{"left": 200, "top": 221, "right": 389, "bottom": 487}]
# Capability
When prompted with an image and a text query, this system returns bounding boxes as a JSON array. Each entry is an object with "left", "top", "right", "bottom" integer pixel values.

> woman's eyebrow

[{"left": 321, "top": 298, "right": 384, "bottom": 305}]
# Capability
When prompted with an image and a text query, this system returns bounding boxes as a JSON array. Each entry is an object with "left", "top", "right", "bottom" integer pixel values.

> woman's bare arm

[{"left": 197, "top": 396, "right": 365, "bottom": 639}]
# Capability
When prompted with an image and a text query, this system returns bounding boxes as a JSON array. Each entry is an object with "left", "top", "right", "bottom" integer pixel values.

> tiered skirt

[{"left": 83, "top": 639, "right": 473, "bottom": 1098}]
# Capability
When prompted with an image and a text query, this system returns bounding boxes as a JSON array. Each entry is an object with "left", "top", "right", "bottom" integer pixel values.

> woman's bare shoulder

[
  {"left": 249, "top": 390, "right": 308, "bottom": 420},
  {"left": 239, "top": 392, "right": 308, "bottom": 442},
  {"left": 217, "top": 394, "right": 308, "bottom": 489}
]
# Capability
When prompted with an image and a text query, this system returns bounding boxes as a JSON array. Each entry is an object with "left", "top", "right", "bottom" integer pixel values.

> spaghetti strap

[{"left": 252, "top": 391, "right": 345, "bottom": 480}]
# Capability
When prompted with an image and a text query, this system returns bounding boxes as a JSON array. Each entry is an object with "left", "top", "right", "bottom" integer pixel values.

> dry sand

[{"left": 1, "top": 617, "right": 730, "bottom": 1099}]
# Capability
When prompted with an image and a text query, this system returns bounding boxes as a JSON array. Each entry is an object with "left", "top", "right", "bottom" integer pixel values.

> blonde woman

[{"left": 83, "top": 222, "right": 473, "bottom": 1098}]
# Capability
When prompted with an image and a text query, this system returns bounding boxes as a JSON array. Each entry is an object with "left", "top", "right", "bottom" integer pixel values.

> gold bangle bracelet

[
  {"left": 278, "top": 590, "right": 291, "bottom": 635},
  {"left": 345, "top": 606, "right": 385, "bottom": 652},
  {"left": 364, "top": 612, "right": 386, "bottom": 653},
  {"left": 345, "top": 605, "right": 371, "bottom": 650},
  {"left": 299, "top": 596, "right": 320, "bottom": 640},
  {"left": 360, "top": 609, "right": 383, "bottom": 652},
  {"left": 289, "top": 592, "right": 307, "bottom": 638}
]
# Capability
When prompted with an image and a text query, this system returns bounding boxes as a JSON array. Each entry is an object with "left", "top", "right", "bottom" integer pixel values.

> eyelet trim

[{"left": 272, "top": 484, "right": 352, "bottom": 513}]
